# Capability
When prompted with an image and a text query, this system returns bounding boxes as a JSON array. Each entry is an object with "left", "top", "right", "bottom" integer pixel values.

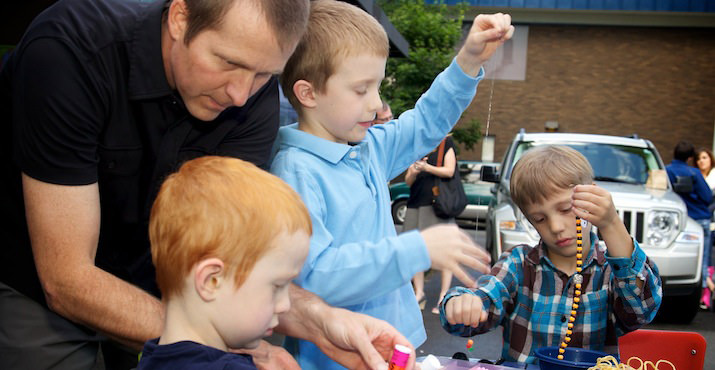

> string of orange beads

[{"left": 558, "top": 216, "right": 584, "bottom": 360}]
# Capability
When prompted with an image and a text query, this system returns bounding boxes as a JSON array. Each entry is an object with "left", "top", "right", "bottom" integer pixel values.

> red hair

[{"left": 150, "top": 156, "right": 311, "bottom": 298}]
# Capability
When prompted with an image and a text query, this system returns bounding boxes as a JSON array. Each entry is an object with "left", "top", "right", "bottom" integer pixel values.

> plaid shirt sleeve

[
  {"left": 606, "top": 239, "right": 663, "bottom": 334},
  {"left": 439, "top": 247, "right": 526, "bottom": 337}
]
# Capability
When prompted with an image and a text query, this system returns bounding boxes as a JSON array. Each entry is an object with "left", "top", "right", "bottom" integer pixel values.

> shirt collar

[
  {"left": 277, "top": 124, "right": 354, "bottom": 164},
  {"left": 127, "top": 0, "right": 173, "bottom": 99},
  {"left": 525, "top": 231, "right": 606, "bottom": 269}
]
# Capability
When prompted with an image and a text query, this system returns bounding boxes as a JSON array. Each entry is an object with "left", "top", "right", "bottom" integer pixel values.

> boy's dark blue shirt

[
  {"left": 137, "top": 338, "right": 256, "bottom": 369},
  {"left": 665, "top": 159, "right": 713, "bottom": 220}
]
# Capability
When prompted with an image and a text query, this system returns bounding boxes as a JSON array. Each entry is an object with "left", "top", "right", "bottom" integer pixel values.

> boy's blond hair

[
  {"left": 510, "top": 145, "right": 594, "bottom": 212},
  {"left": 280, "top": 0, "right": 389, "bottom": 116},
  {"left": 149, "top": 156, "right": 311, "bottom": 298}
]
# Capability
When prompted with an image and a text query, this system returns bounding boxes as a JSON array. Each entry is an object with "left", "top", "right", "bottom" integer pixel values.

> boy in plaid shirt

[{"left": 439, "top": 145, "right": 662, "bottom": 364}]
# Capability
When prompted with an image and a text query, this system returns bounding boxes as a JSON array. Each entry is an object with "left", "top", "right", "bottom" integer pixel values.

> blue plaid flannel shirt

[{"left": 439, "top": 233, "right": 662, "bottom": 364}]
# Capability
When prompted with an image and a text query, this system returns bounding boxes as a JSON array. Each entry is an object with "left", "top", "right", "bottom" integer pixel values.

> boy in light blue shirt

[{"left": 271, "top": 1, "right": 513, "bottom": 368}]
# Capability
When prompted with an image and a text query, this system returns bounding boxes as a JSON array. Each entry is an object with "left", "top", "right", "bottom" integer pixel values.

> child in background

[
  {"left": 271, "top": 0, "right": 513, "bottom": 368},
  {"left": 137, "top": 156, "right": 311, "bottom": 369},
  {"left": 440, "top": 145, "right": 662, "bottom": 364}
]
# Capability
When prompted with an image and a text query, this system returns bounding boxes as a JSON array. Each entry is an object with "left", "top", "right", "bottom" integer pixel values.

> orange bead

[
  {"left": 574, "top": 297, "right": 580, "bottom": 303},
  {"left": 569, "top": 316, "right": 575, "bottom": 322},
  {"left": 558, "top": 355, "right": 564, "bottom": 360},
  {"left": 566, "top": 330, "right": 572, "bottom": 335},
  {"left": 573, "top": 303, "right": 579, "bottom": 309},
  {"left": 575, "top": 290, "right": 581, "bottom": 296},
  {"left": 568, "top": 323, "right": 574, "bottom": 329},
  {"left": 576, "top": 253, "right": 582, "bottom": 259},
  {"left": 561, "top": 342, "right": 568, "bottom": 348},
  {"left": 576, "top": 267, "right": 582, "bottom": 272},
  {"left": 571, "top": 310, "right": 577, "bottom": 316},
  {"left": 565, "top": 336, "right": 571, "bottom": 342},
  {"left": 575, "top": 283, "right": 581, "bottom": 289},
  {"left": 559, "top": 348, "right": 565, "bottom": 354}
]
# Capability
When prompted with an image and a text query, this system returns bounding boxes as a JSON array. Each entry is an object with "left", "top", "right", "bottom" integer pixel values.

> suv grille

[
  {"left": 619, "top": 209, "right": 645, "bottom": 244},
  {"left": 597, "top": 209, "right": 645, "bottom": 244}
]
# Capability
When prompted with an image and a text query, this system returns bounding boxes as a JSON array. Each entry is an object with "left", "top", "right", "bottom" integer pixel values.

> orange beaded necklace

[{"left": 557, "top": 216, "right": 584, "bottom": 360}]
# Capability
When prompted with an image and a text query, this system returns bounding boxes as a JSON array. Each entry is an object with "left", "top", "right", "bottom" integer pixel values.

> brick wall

[{"left": 457, "top": 25, "right": 715, "bottom": 164}]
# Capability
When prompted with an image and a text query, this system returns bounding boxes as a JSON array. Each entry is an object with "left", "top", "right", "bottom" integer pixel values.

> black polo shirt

[{"left": 0, "top": 0, "right": 280, "bottom": 305}]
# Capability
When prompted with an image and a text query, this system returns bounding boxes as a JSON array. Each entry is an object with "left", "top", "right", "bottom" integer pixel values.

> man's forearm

[
  {"left": 45, "top": 265, "right": 164, "bottom": 350},
  {"left": 275, "top": 284, "right": 326, "bottom": 339}
]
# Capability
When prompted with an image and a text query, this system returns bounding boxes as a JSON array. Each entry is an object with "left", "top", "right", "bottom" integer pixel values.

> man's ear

[
  {"left": 167, "top": 0, "right": 189, "bottom": 43},
  {"left": 292, "top": 80, "right": 318, "bottom": 109},
  {"left": 194, "top": 258, "right": 225, "bottom": 301}
]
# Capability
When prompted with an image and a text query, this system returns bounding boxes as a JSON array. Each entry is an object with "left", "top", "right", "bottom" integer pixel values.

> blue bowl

[{"left": 535, "top": 347, "right": 615, "bottom": 370}]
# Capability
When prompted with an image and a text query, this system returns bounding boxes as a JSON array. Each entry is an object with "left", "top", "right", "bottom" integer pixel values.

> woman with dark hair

[
  {"left": 696, "top": 147, "right": 715, "bottom": 308},
  {"left": 696, "top": 148, "right": 715, "bottom": 191}
]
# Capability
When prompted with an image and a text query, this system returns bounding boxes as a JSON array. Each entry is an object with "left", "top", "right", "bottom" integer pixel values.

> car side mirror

[
  {"left": 481, "top": 165, "right": 499, "bottom": 183},
  {"left": 673, "top": 175, "right": 694, "bottom": 194}
]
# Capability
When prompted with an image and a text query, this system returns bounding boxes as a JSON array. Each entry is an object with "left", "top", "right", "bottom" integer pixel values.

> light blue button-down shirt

[{"left": 271, "top": 59, "right": 484, "bottom": 370}]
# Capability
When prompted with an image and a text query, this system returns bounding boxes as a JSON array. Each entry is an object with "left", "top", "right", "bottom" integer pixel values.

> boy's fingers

[
  {"left": 503, "top": 25, "right": 515, "bottom": 41},
  {"left": 465, "top": 298, "right": 480, "bottom": 327},
  {"left": 445, "top": 299, "right": 458, "bottom": 325}
]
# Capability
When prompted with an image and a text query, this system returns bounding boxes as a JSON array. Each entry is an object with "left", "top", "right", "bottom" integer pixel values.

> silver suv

[{"left": 481, "top": 131, "right": 704, "bottom": 323}]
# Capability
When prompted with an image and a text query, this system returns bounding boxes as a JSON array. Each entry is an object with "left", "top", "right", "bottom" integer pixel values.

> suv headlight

[{"left": 647, "top": 211, "right": 679, "bottom": 248}]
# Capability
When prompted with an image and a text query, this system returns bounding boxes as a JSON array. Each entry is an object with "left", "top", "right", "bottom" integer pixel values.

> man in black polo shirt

[{"left": 0, "top": 0, "right": 415, "bottom": 369}]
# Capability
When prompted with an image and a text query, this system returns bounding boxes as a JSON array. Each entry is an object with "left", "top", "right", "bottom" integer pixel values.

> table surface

[{"left": 417, "top": 356, "right": 540, "bottom": 369}]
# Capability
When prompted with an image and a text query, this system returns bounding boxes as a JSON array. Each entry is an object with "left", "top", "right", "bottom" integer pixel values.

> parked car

[
  {"left": 389, "top": 161, "right": 498, "bottom": 228},
  {"left": 481, "top": 130, "right": 704, "bottom": 323}
]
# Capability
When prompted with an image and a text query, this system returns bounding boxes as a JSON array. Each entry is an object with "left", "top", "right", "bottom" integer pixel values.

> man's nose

[{"left": 225, "top": 73, "right": 254, "bottom": 107}]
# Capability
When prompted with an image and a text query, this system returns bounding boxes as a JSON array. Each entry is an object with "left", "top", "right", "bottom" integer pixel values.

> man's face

[
  {"left": 307, "top": 53, "right": 386, "bottom": 144},
  {"left": 164, "top": 0, "right": 296, "bottom": 121},
  {"left": 522, "top": 187, "right": 592, "bottom": 265}
]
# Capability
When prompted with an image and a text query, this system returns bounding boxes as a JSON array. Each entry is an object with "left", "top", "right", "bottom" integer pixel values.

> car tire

[
  {"left": 391, "top": 199, "right": 408, "bottom": 225},
  {"left": 485, "top": 221, "right": 499, "bottom": 265},
  {"left": 655, "top": 285, "right": 700, "bottom": 324}
]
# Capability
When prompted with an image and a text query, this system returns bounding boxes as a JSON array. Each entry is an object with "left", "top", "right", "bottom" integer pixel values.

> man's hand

[
  {"left": 276, "top": 285, "right": 416, "bottom": 369},
  {"left": 233, "top": 340, "right": 300, "bottom": 370},
  {"left": 456, "top": 13, "right": 515, "bottom": 76},
  {"left": 314, "top": 307, "right": 416, "bottom": 370},
  {"left": 444, "top": 294, "right": 488, "bottom": 328},
  {"left": 421, "top": 224, "right": 491, "bottom": 288}
]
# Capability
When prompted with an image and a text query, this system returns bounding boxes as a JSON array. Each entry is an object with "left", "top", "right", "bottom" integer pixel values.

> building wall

[{"left": 458, "top": 25, "right": 715, "bottom": 164}]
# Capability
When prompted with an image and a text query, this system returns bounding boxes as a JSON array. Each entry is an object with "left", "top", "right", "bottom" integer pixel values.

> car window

[{"left": 509, "top": 142, "right": 661, "bottom": 185}]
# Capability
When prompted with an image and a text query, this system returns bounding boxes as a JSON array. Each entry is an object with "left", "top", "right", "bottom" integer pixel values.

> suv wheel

[
  {"left": 391, "top": 199, "right": 408, "bottom": 225},
  {"left": 486, "top": 222, "right": 501, "bottom": 265},
  {"left": 655, "top": 285, "right": 700, "bottom": 324}
]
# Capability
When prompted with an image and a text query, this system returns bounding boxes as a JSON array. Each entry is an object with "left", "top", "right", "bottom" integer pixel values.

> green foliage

[
  {"left": 452, "top": 118, "right": 482, "bottom": 151},
  {"left": 379, "top": 0, "right": 466, "bottom": 115}
]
